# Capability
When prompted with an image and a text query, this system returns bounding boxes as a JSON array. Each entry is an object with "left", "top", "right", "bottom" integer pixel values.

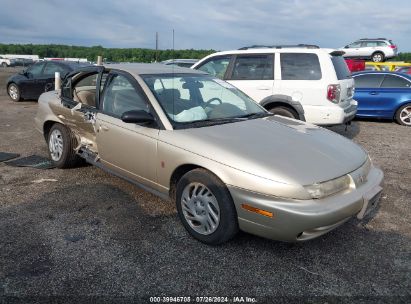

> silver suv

[{"left": 340, "top": 38, "right": 397, "bottom": 62}]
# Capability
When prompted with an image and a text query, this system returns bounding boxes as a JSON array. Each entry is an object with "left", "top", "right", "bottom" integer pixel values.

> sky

[{"left": 1, "top": 0, "right": 411, "bottom": 51}]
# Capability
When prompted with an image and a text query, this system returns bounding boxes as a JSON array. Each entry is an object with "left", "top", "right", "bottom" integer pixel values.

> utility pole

[{"left": 155, "top": 32, "right": 159, "bottom": 62}]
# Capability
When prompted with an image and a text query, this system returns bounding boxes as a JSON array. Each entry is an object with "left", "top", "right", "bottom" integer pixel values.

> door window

[
  {"left": 348, "top": 42, "right": 361, "bottom": 48},
  {"left": 230, "top": 55, "right": 274, "bottom": 80},
  {"left": 43, "top": 62, "right": 69, "bottom": 77},
  {"left": 353, "top": 74, "right": 384, "bottom": 88},
  {"left": 196, "top": 56, "right": 230, "bottom": 79},
  {"left": 26, "top": 62, "right": 45, "bottom": 77},
  {"left": 381, "top": 75, "right": 411, "bottom": 88},
  {"left": 280, "top": 53, "right": 322, "bottom": 80},
  {"left": 101, "top": 74, "right": 150, "bottom": 117},
  {"left": 364, "top": 41, "right": 378, "bottom": 47}
]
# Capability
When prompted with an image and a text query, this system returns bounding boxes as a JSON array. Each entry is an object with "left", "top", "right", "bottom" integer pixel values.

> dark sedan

[
  {"left": 352, "top": 71, "right": 411, "bottom": 126},
  {"left": 6, "top": 60, "right": 89, "bottom": 102}
]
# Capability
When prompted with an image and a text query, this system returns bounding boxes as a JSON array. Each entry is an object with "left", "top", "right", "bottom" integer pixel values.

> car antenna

[{"left": 172, "top": 28, "right": 175, "bottom": 118}]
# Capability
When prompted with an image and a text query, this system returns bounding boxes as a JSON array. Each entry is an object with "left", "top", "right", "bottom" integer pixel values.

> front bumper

[{"left": 228, "top": 165, "right": 383, "bottom": 242}]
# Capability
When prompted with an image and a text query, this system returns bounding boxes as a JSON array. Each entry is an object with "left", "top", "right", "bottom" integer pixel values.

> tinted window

[
  {"left": 27, "top": 62, "right": 45, "bottom": 76},
  {"left": 102, "top": 74, "right": 149, "bottom": 117},
  {"left": 281, "top": 53, "right": 322, "bottom": 80},
  {"left": 43, "top": 62, "right": 69, "bottom": 77},
  {"left": 353, "top": 74, "right": 384, "bottom": 88},
  {"left": 230, "top": 55, "right": 273, "bottom": 80},
  {"left": 331, "top": 56, "right": 352, "bottom": 80},
  {"left": 381, "top": 75, "right": 411, "bottom": 88},
  {"left": 197, "top": 56, "right": 230, "bottom": 79}
]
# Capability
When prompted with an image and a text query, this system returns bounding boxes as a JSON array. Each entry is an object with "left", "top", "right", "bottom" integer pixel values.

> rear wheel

[
  {"left": 47, "top": 124, "right": 81, "bottom": 168},
  {"left": 268, "top": 106, "right": 298, "bottom": 119},
  {"left": 371, "top": 52, "right": 385, "bottom": 62},
  {"left": 8, "top": 83, "right": 21, "bottom": 102},
  {"left": 176, "top": 169, "right": 238, "bottom": 245},
  {"left": 395, "top": 103, "right": 411, "bottom": 126}
]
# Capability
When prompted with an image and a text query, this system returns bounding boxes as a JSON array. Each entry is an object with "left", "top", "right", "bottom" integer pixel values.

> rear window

[
  {"left": 353, "top": 74, "right": 384, "bottom": 88},
  {"left": 331, "top": 56, "right": 352, "bottom": 80},
  {"left": 280, "top": 53, "right": 321, "bottom": 80}
]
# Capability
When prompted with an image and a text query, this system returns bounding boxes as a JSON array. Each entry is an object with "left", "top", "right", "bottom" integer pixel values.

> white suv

[
  {"left": 340, "top": 38, "right": 398, "bottom": 62},
  {"left": 192, "top": 45, "right": 357, "bottom": 126}
]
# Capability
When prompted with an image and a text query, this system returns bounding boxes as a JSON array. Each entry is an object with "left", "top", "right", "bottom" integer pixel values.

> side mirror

[
  {"left": 121, "top": 110, "right": 155, "bottom": 125},
  {"left": 344, "top": 45, "right": 349, "bottom": 49}
]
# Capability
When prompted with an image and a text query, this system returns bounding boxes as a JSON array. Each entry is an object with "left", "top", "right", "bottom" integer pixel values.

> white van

[{"left": 192, "top": 45, "right": 357, "bottom": 125}]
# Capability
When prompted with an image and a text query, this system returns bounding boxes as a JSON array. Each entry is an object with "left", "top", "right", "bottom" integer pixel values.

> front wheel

[
  {"left": 47, "top": 124, "right": 81, "bottom": 168},
  {"left": 268, "top": 106, "right": 298, "bottom": 119},
  {"left": 395, "top": 103, "right": 411, "bottom": 126},
  {"left": 8, "top": 83, "right": 21, "bottom": 102},
  {"left": 176, "top": 169, "right": 238, "bottom": 245}
]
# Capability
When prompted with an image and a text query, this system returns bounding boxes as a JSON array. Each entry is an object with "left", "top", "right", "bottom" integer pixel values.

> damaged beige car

[{"left": 35, "top": 64, "right": 384, "bottom": 245}]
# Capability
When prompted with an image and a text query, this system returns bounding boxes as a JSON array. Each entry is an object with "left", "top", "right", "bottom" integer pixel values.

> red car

[
  {"left": 396, "top": 66, "right": 411, "bottom": 75},
  {"left": 345, "top": 59, "right": 365, "bottom": 72}
]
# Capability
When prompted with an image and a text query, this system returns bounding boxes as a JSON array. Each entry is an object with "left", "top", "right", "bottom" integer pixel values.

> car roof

[
  {"left": 45, "top": 60, "right": 91, "bottom": 70},
  {"left": 352, "top": 71, "right": 411, "bottom": 78},
  {"left": 104, "top": 63, "right": 207, "bottom": 75},
  {"left": 203, "top": 48, "right": 337, "bottom": 57}
]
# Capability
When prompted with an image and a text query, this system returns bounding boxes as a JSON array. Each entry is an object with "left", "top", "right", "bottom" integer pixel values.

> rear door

[
  {"left": 226, "top": 54, "right": 274, "bottom": 102},
  {"left": 42, "top": 62, "right": 71, "bottom": 91}
]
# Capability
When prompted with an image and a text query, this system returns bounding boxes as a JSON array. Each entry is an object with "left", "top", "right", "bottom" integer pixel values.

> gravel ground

[{"left": 0, "top": 67, "right": 410, "bottom": 303}]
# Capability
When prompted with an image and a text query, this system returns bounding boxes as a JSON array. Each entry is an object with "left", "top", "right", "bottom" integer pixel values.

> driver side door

[{"left": 95, "top": 71, "right": 160, "bottom": 190}]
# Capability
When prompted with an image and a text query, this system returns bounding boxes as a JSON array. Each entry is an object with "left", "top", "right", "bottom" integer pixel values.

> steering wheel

[{"left": 205, "top": 97, "right": 223, "bottom": 106}]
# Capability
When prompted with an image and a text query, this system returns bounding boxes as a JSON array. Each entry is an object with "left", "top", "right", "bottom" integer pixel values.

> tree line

[
  {"left": 0, "top": 44, "right": 215, "bottom": 62},
  {"left": 1, "top": 43, "right": 410, "bottom": 62}
]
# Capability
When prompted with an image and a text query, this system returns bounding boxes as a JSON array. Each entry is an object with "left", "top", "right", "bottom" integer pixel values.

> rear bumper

[
  {"left": 305, "top": 99, "right": 358, "bottom": 125},
  {"left": 228, "top": 165, "right": 383, "bottom": 242}
]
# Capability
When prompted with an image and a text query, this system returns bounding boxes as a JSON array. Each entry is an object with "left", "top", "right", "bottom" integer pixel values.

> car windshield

[{"left": 142, "top": 73, "right": 269, "bottom": 128}]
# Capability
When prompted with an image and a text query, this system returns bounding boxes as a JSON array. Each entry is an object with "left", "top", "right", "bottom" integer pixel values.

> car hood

[{"left": 162, "top": 116, "right": 367, "bottom": 186}]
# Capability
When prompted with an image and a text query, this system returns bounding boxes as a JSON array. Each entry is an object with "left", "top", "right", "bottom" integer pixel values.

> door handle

[
  {"left": 256, "top": 86, "right": 271, "bottom": 90},
  {"left": 100, "top": 125, "right": 109, "bottom": 131},
  {"left": 369, "top": 91, "right": 378, "bottom": 95}
]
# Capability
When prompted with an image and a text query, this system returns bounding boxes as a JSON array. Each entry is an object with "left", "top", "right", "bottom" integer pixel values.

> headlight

[{"left": 304, "top": 175, "right": 351, "bottom": 199}]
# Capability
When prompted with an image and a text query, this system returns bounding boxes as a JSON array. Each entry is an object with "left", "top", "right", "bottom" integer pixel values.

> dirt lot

[{"left": 0, "top": 67, "right": 410, "bottom": 303}]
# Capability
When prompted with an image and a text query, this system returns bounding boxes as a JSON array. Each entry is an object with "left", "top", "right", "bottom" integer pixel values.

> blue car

[{"left": 352, "top": 71, "right": 411, "bottom": 126}]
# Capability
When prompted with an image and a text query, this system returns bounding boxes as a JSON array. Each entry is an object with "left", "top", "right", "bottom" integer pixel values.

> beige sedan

[{"left": 34, "top": 64, "right": 384, "bottom": 245}]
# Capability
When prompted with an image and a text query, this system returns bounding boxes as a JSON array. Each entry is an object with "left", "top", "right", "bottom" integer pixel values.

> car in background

[
  {"left": 396, "top": 66, "right": 411, "bottom": 75},
  {"left": 341, "top": 38, "right": 397, "bottom": 62},
  {"left": 352, "top": 71, "right": 411, "bottom": 126},
  {"left": 161, "top": 59, "right": 199, "bottom": 68},
  {"left": 6, "top": 60, "right": 90, "bottom": 102},
  {"left": 192, "top": 45, "right": 357, "bottom": 126},
  {"left": 345, "top": 59, "right": 365, "bottom": 72},
  {"left": 0, "top": 56, "right": 17, "bottom": 67},
  {"left": 34, "top": 63, "right": 383, "bottom": 244}
]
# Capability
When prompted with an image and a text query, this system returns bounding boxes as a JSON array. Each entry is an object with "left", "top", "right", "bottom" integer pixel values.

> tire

[
  {"left": 176, "top": 168, "right": 238, "bottom": 245},
  {"left": 47, "top": 123, "right": 81, "bottom": 168},
  {"left": 371, "top": 52, "right": 385, "bottom": 62},
  {"left": 268, "top": 106, "right": 299, "bottom": 119},
  {"left": 8, "top": 83, "right": 21, "bottom": 102},
  {"left": 395, "top": 103, "right": 411, "bottom": 127},
  {"left": 1, "top": 62, "right": 7, "bottom": 68}
]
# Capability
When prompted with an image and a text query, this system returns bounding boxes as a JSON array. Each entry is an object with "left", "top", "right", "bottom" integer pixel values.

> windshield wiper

[{"left": 236, "top": 112, "right": 274, "bottom": 119}]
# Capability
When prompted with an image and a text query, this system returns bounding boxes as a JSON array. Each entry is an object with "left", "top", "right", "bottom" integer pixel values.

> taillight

[
  {"left": 390, "top": 45, "right": 397, "bottom": 49},
  {"left": 327, "top": 84, "right": 341, "bottom": 103}
]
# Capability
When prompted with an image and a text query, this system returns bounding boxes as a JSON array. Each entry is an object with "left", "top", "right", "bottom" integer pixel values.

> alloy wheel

[
  {"left": 8, "top": 85, "right": 18, "bottom": 100},
  {"left": 399, "top": 106, "right": 411, "bottom": 126},
  {"left": 49, "top": 129, "right": 64, "bottom": 161}
]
